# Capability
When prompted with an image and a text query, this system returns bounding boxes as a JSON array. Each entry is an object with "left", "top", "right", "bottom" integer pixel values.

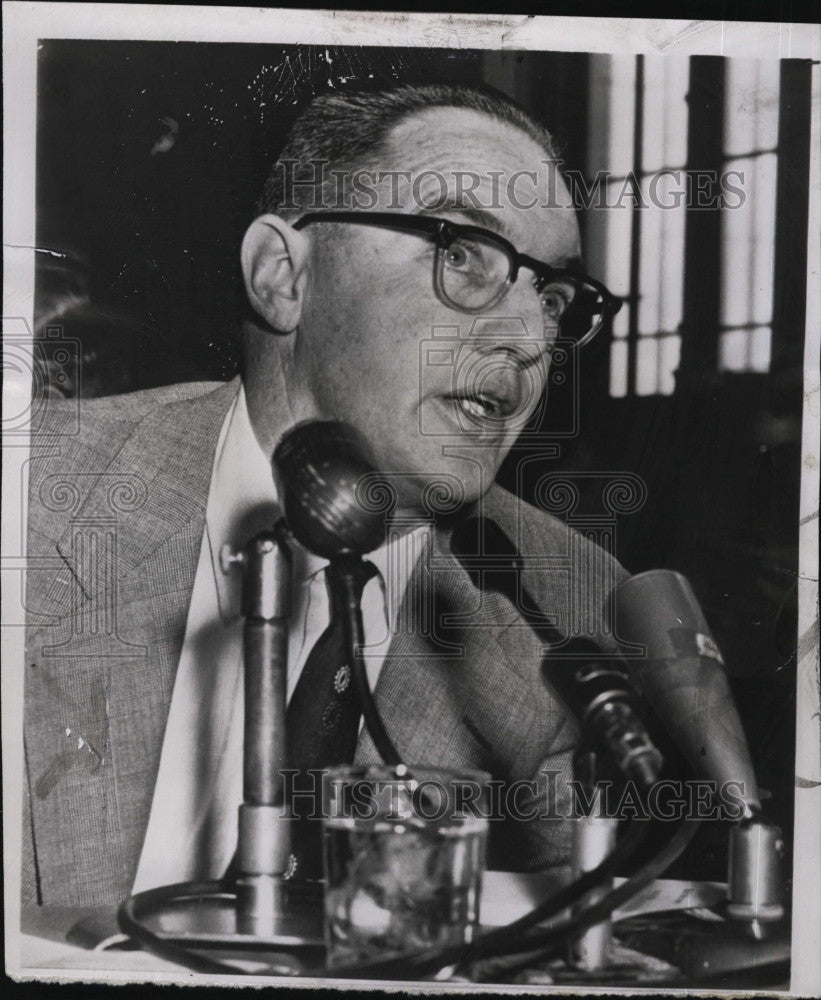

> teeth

[{"left": 457, "top": 395, "right": 496, "bottom": 419}]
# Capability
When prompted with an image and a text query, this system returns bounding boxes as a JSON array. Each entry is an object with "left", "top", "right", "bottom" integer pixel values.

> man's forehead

[
  {"left": 376, "top": 105, "right": 580, "bottom": 259},
  {"left": 384, "top": 105, "right": 548, "bottom": 171}
]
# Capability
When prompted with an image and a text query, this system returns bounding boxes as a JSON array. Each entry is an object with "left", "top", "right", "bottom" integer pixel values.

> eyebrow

[
  {"left": 418, "top": 204, "right": 514, "bottom": 241},
  {"left": 419, "top": 205, "right": 586, "bottom": 272},
  {"left": 552, "top": 254, "right": 585, "bottom": 272}
]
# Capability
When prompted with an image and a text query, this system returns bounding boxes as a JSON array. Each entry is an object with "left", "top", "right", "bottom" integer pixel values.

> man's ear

[{"left": 241, "top": 214, "right": 311, "bottom": 333}]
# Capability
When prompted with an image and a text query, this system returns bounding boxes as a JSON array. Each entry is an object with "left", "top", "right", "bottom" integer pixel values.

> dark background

[{"left": 34, "top": 40, "right": 810, "bottom": 880}]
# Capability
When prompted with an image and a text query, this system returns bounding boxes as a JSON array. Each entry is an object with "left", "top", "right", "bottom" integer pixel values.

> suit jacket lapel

[
  {"left": 357, "top": 512, "right": 542, "bottom": 777},
  {"left": 355, "top": 484, "right": 597, "bottom": 780}
]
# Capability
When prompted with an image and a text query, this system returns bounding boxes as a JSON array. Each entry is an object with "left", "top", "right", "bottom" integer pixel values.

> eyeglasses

[{"left": 292, "top": 211, "right": 622, "bottom": 348}]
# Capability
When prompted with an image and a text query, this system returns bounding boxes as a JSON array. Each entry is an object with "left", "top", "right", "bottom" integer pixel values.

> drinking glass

[{"left": 322, "top": 764, "right": 489, "bottom": 968}]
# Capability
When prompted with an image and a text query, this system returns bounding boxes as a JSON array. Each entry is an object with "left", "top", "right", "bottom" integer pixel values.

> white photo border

[{"left": 3, "top": 3, "right": 819, "bottom": 993}]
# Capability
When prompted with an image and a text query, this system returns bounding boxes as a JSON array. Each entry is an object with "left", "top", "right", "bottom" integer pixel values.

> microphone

[
  {"left": 612, "top": 570, "right": 760, "bottom": 815},
  {"left": 613, "top": 572, "right": 787, "bottom": 935},
  {"left": 272, "top": 419, "right": 390, "bottom": 558},
  {"left": 272, "top": 419, "right": 402, "bottom": 765},
  {"left": 450, "top": 517, "right": 663, "bottom": 788}
]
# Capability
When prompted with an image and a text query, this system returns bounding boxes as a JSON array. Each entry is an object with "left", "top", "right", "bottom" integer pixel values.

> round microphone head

[{"left": 272, "top": 420, "right": 393, "bottom": 558}]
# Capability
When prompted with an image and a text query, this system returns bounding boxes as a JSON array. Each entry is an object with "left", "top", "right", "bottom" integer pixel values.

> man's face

[{"left": 283, "top": 106, "right": 580, "bottom": 512}]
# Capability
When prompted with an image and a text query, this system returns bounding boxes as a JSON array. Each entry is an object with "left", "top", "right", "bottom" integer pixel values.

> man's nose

[
  {"left": 454, "top": 316, "right": 552, "bottom": 424},
  {"left": 461, "top": 315, "right": 551, "bottom": 371}
]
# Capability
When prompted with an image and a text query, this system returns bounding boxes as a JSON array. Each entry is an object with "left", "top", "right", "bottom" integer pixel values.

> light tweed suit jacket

[{"left": 23, "top": 378, "right": 626, "bottom": 906}]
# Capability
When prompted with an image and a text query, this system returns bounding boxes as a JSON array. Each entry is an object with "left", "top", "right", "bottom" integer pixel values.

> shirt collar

[
  {"left": 206, "top": 382, "right": 429, "bottom": 623},
  {"left": 206, "top": 384, "right": 319, "bottom": 620}
]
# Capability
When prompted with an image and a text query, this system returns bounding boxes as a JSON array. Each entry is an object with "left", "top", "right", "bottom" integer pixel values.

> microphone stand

[
  {"left": 566, "top": 750, "right": 620, "bottom": 974},
  {"left": 225, "top": 523, "right": 294, "bottom": 934},
  {"left": 115, "top": 523, "right": 324, "bottom": 976}
]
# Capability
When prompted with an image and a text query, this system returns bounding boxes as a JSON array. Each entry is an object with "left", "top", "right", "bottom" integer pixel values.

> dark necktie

[{"left": 283, "top": 558, "right": 379, "bottom": 881}]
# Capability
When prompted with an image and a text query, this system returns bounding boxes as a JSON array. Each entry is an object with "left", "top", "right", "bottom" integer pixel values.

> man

[{"left": 23, "top": 82, "right": 623, "bottom": 906}]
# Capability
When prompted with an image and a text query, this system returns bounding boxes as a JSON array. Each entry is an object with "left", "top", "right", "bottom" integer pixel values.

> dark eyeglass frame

[{"left": 292, "top": 210, "right": 623, "bottom": 348}]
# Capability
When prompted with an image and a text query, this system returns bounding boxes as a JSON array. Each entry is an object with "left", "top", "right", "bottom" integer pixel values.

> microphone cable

[
  {"left": 326, "top": 557, "right": 402, "bottom": 765},
  {"left": 461, "top": 816, "right": 701, "bottom": 982},
  {"left": 329, "top": 814, "right": 700, "bottom": 981},
  {"left": 115, "top": 816, "right": 663, "bottom": 981},
  {"left": 118, "top": 880, "right": 256, "bottom": 976},
  {"left": 117, "top": 602, "right": 701, "bottom": 982}
]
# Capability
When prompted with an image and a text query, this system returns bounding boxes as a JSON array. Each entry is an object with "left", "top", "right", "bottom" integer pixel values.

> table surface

[{"left": 11, "top": 873, "right": 725, "bottom": 984}]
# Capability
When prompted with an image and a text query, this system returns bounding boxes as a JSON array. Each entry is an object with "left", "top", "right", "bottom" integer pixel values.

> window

[
  {"left": 719, "top": 59, "right": 780, "bottom": 373},
  {"left": 587, "top": 55, "right": 785, "bottom": 397}
]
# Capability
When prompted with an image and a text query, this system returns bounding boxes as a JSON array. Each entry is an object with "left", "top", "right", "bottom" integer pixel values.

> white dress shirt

[{"left": 133, "top": 386, "right": 427, "bottom": 892}]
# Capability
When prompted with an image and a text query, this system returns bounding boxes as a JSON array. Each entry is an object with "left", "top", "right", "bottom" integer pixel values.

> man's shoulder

[
  {"left": 26, "top": 380, "right": 238, "bottom": 541},
  {"left": 479, "top": 482, "right": 608, "bottom": 553},
  {"left": 33, "top": 380, "right": 231, "bottom": 444},
  {"left": 478, "top": 482, "right": 628, "bottom": 641}
]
